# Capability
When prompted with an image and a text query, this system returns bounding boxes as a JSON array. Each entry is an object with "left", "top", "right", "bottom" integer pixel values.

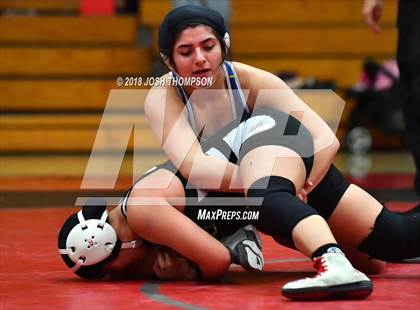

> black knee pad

[
  {"left": 357, "top": 207, "right": 420, "bottom": 261},
  {"left": 307, "top": 164, "right": 350, "bottom": 219},
  {"left": 247, "top": 176, "right": 319, "bottom": 246}
]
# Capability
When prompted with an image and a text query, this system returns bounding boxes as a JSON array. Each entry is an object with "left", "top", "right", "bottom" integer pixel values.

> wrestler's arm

[
  {"left": 144, "top": 83, "right": 242, "bottom": 192},
  {"left": 236, "top": 63, "right": 340, "bottom": 191}
]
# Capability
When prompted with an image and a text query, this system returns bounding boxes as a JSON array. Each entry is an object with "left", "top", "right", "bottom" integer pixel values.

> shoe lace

[{"left": 312, "top": 257, "right": 327, "bottom": 279}]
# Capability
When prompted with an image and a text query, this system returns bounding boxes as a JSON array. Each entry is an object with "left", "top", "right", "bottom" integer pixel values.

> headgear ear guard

[
  {"left": 58, "top": 198, "right": 142, "bottom": 279},
  {"left": 223, "top": 32, "right": 231, "bottom": 49},
  {"left": 158, "top": 5, "right": 230, "bottom": 62}
]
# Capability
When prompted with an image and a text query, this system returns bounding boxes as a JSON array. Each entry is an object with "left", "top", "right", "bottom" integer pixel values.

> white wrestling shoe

[{"left": 282, "top": 253, "right": 373, "bottom": 300}]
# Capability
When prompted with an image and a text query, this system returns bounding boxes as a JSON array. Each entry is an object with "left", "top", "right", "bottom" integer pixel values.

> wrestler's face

[{"left": 172, "top": 25, "right": 223, "bottom": 84}]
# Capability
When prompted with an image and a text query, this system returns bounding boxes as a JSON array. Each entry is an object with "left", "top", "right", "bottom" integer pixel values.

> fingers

[
  {"left": 164, "top": 251, "right": 172, "bottom": 267},
  {"left": 297, "top": 194, "right": 303, "bottom": 202},
  {"left": 363, "top": 0, "right": 382, "bottom": 34},
  {"left": 158, "top": 250, "right": 183, "bottom": 268},
  {"left": 153, "top": 255, "right": 161, "bottom": 275},
  {"left": 157, "top": 252, "right": 165, "bottom": 268},
  {"left": 159, "top": 251, "right": 174, "bottom": 269},
  {"left": 302, "top": 191, "right": 307, "bottom": 204},
  {"left": 365, "top": 13, "right": 381, "bottom": 34},
  {"left": 297, "top": 188, "right": 308, "bottom": 203},
  {"left": 373, "top": 5, "right": 382, "bottom": 22},
  {"left": 154, "top": 251, "right": 174, "bottom": 278}
]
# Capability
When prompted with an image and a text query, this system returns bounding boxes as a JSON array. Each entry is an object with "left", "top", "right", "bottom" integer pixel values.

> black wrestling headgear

[{"left": 158, "top": 5, "right": 230, "bottom": 59}]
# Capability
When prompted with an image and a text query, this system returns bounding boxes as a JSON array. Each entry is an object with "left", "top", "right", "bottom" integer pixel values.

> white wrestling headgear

[{"left": 58, "top": 200, "right": 142, "bottom": 279}]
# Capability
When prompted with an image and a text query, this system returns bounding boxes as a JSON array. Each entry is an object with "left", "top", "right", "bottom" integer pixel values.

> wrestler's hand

[
  {"left": 296, "top": 188, "right": 308, "bottom": 203},
  {"left": 363, "top": 0, "right": 382, "bottom": 34},
  {"left": 153, "top": 250, "right": 198, "bottom": 281},
  {"left": 297, "top": 180, "right": 313, "bottom": 203}
]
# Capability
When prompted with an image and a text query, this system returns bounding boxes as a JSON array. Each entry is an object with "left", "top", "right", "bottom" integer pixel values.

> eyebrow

[{"left": 176, "top": 38, "right": 216, "bottom": 49}]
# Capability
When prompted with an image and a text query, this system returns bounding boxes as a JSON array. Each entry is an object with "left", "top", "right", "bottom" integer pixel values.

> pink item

[{"left": 355, "top": 60, "right": 399, "bottom": 92}]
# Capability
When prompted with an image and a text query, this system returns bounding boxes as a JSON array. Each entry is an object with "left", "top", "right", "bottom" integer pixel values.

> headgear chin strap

[{"left": 58, "top": 203, "right": 142, "bottom": 278}]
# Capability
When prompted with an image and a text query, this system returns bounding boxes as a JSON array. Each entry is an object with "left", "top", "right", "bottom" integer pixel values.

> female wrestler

[
  {"left": 58, "top": 198, "right": 264, "bottom": 281},
  {"left": 58, "top": 5, "right": 420, "bottom": 301}
]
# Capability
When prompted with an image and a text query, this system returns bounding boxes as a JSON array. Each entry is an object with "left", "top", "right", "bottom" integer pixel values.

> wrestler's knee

[{"left": 357, "top": 206, "right": 420, "bottom": 261}]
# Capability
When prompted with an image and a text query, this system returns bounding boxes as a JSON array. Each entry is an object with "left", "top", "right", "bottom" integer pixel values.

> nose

[{"left": 194, "top": 48, "right": 206, "bottom": 65}]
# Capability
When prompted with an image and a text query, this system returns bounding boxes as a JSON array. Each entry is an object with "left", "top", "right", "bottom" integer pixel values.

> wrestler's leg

[
  {"left": 239, "top": 145, "right": 337, "bottom": 257},
  {"left": 239, "top": 145, "right": 372, "bottom": 299},
  {"left": 328, "top": 184, "right": 420, "bottom": 270},
  {"left": 308, "top": 165, "right": 420, "bottom": 273},
  {"left": 326, "top": 184, "right": 385, "bottom": 274},
  {"left": 305, "top": 165, "right": 385, "bottom": 273}
]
